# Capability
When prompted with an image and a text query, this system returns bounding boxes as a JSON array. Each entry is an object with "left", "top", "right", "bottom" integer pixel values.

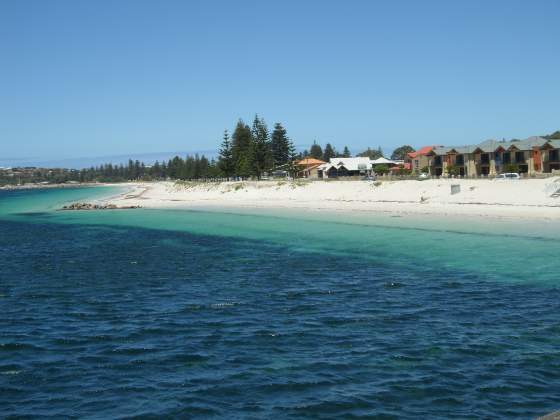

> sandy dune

[{"left": 105, "top": 178, "right": 560, "bottom": 220}]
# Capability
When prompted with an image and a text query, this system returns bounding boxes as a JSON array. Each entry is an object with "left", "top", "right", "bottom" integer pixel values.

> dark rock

[{"left": 60, "top": 202, "right": 141, "bottom": 211}]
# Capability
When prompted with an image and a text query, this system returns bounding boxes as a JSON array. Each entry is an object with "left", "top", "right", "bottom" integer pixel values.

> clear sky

[{"left": 1, "top": 0, "right": 559, "bottom": 165}]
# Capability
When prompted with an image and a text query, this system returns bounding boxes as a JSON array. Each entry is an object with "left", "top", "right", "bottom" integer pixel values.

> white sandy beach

[{"left": 102, "top": 178, "right": 560, "bottom": 220}]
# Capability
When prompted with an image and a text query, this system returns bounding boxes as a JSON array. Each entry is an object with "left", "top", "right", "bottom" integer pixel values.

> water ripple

[{"left": 2, "top": 216, "right": 560, "bottom": 418}]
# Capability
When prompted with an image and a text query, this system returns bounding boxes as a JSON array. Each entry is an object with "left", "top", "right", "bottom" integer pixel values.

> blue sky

[{"left": 1, "top": 0, "right": 559, "bottom": 166}]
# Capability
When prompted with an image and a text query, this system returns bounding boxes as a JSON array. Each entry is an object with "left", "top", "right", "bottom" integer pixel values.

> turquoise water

[{"left": 2, "top": 187, "right": 560, "bottom": 418}]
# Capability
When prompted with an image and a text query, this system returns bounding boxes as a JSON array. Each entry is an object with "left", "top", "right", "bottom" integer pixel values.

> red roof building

[{"left": 406, "top": 146, "right": 440, "bottom": 174}]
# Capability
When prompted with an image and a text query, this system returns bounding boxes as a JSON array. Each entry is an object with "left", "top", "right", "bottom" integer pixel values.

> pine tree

[
  {"left": 251, "top": 115, "right": 271, "bottom": 179},
  {"left": 286, "top": 138, "right": 299, "bottom": 178},
  {"left": 188, "top": 155, "right": 198, "bottom": 179},
  {"left": 323, "top": 143, "right": 336, "bottom": 161},
  {"left": 342, "top": 146, "right": 351, "bottom": 158},
  {"left": 218, "top": 129, "right": 235, "bottom": 179},
  {"left": 271, "top": 122, "right": 291, "bottom": 167},
  {"left": 391, "top": 145, "right": 415, "bottom": 160},
  {"left": 134, "top": 160, "right": 141, "bottom": 179},
  {"left": 127, "top": 159, "right": 134, "bottom": 179},
  {"left": 152, "top": 161, "right": 161, "bottom": 179},
  {"left": 199, "top": 155, "right": 209, "bottom": 178},
  {"left": 231, "top": 119, "right": 253, "bottom": 179},
  {"left": 309, "top": 141, "right": 323, "bottom": 160},
  {"left": 169, "top": 156, "right": 182, "bottom": 179},
  {"left": 208, "top": 158, "right": 220, "bottom": 178},
  {"left": 357, "top": 147, "right": 383, "bottom": 159}
]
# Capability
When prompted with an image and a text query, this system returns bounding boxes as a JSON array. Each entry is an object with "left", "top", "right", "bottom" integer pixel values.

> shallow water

[{"left": 1, "top": 187, "right": 560, "bottom": 418}]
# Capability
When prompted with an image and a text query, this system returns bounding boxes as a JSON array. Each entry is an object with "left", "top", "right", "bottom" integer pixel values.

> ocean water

[{"left": 2, "top": 187, "right": 560, "bottom": 418}]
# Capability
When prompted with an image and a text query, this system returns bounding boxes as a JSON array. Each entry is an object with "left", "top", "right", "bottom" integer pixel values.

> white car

[{"left": 496, "top": 173, "right": 520, "bottom": 180}]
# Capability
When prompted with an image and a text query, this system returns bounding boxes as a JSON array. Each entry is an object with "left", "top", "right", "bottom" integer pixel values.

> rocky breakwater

[{"left": 61, "top": 202, "right": 141, "bottom": 211}]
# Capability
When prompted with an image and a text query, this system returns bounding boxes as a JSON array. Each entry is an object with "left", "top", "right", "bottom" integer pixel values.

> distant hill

[{"left": 543, "top": 130, "right": 560, "bottom": 140}]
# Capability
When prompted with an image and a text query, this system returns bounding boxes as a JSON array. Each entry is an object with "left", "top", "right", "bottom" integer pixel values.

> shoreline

[{"left": 98, "top": 179, "right": 560, "bottom": 221}]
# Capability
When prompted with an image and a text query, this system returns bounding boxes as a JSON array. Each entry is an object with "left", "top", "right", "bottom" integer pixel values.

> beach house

[
  {"left": 543, "top": 140, "right": 560, "bottom": 172},
  {"left": 405, "top": 146, "right": 438, "bottom": 174},
  {"left": 423, "top": 136, "right": 558, "bottom": 177},
  {"left": 317, "top": 157, "right": 374, "bottom": 178},
  {"left": 295, "top": 158, "right": 326, "bottom": 179}
]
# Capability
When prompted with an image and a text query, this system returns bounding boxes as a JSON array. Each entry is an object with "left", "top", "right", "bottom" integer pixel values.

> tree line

[
  {"left": 12, "top": 112, "right": 533, "bottom": 186},
  {"left": 216, "top": 115, "right": 297, "bottom": 179},
  {"left": 293, "top": 142, "right": 415, "bottom": 161},
  {"left": 0, "top": 156, "right": 222, "bottom": 185},
  {"left": 0, "top": 115, "right": 297, "bottom": 185}
]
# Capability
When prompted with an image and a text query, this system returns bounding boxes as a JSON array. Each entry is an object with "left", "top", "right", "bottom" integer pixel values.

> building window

[
  {"left": 502, "top": 152, "right": 511, "bottom": 164},
  {"left": 481, "top": 154, "right": 490, "bottom": 164},
  {"left": 434, "top": 156, "right": 442, "bottom": 166},
  {"left": 515, "top": 151, "right": 525, "bottom": 163},
  {"left": 456, "top": 155, "right": 464, "bottom": 165},
  {"left": 550, "top": 150, "right": 559, "bottom": 161}
]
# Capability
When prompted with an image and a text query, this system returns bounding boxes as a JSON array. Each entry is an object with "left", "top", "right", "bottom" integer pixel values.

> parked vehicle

[
  {"left": 418, "top": 173, "right": 430, "bottom": 180},
  {"left": 496, "top": 173, "right": 520, "bottom": 180}
]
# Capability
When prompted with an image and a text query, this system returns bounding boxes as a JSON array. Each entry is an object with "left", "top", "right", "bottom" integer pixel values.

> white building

[
  {"left": 318, "top": 157, "right": 374, "bottom": 178},
  {"left": 317, "top": 157, "right": 401, "bottom": 178}
]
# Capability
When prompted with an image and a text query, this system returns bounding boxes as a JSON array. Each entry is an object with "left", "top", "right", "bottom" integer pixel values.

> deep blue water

[{"left": 2, "top": 188, "right": 560, "bottom": 418}]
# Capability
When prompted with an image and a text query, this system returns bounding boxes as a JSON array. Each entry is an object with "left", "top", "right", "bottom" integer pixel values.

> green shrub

[
  {"left": 446, "top": 165, "right": 460, "bottom": 176},
  {"left": 396, "top": 168, "right": 412, "bottom": 175},
  {"left": 374, "top": 164, "right": 390, "bottom": 175},
  {"left": 503, "top": 164, "right": 519, "bottom": 173}
]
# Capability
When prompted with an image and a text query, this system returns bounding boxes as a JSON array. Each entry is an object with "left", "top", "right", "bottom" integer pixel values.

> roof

[
  {"left": 430, "top": 146, "right": 452, "bottom": 156},
  {"left": 372, "top": 157, "right": 398, "bottom": 165},
  {"left": 473, "top": 137, "right": 548, "bottom": 152},
  {"left": 449, "top": 145, "right": 477, "bottom": 154},
  {"left": 407, "top": 145, "right": 437, "bottom": 159},
  {"left": 425, "top": 137, "right": 552, "bottom": 156},
  {"left": 296, "top": 158, "right": 326, "bottom": 166},
  {"left": 475, "top": 139, "right": 503, "bottom": 153},
  {"left": 506, "top": 136, "right": 548, "bottom": 150},
  {"left": 547, "top": 139, "right": 560, "bottom": 149},
  {"left": 322, "top": 157, "right": 373, "bottom": 171},
  {"left": 411, "top": 144, "right": 443, "bottom": 158}
]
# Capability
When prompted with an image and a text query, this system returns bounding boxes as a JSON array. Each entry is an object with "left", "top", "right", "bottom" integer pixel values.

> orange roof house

[
  {"left": 406, "top": 146, "right": 441, "bottom": 173},
  {"left": 407, "top": 146, "right": 438, "bottom": 159},
  {"left": 296, "top": 158, "right": 326, "bottom": 167},
  {"left": 295, "top": 158, "right": 326, "bottom": 179}
]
